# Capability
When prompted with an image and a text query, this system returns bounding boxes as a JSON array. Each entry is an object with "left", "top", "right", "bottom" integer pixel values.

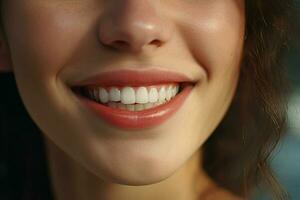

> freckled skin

[{"left": 1, "top": 1, "right": 245, "bottom": 199}]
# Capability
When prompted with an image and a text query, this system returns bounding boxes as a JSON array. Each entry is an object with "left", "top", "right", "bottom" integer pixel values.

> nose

[{"left": 98, "top": 0, "right": 173, "bottom": 53}]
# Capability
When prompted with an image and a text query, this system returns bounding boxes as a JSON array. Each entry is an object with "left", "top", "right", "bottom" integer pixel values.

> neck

[{"left": 45, "top": 138, "right": 215, "bottom": 200}]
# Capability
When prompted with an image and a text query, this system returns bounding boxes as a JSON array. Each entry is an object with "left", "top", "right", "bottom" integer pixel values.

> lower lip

[{"left": 74, "top": 85, "right": 193, "bottom": 130}]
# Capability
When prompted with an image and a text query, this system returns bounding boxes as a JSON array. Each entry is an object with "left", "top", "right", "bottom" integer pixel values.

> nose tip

[{"left": 98, "top": 1, "right": 172, "bottom": 53}]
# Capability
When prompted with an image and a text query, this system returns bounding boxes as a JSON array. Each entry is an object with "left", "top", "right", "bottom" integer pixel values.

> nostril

[
  {"left": 112, "top": 39, "right": 162, "bottom": 50},
  {"left": 150, "top": 39, "right": 162, "bottom": 47}
]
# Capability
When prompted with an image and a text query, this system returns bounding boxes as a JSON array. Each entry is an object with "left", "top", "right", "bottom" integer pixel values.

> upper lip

[{"left": 72, "top": 68, "right": 197, "bottom": 87}]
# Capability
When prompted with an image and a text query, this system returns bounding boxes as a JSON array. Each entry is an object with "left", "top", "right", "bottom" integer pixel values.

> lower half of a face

[{"left": 3, "top": 0, "right": 245, "bottom": 184}]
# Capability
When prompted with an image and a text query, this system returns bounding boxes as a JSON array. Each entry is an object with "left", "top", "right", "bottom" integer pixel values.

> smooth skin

[{"left": 0, "top": 0, "right": 245, "bottom": 199}]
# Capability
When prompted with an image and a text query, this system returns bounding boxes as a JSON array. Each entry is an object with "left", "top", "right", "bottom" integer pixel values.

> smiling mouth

[
  {"left": 69, "top": 68, "right": 197, "bottom": 130},
  {"left": 71, "top": 82, "right": 192, "bottom": 112}
]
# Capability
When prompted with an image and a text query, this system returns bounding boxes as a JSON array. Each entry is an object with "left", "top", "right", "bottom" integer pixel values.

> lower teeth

[{"left": 105, "top": 101, "right": 167, "bottom": 111}]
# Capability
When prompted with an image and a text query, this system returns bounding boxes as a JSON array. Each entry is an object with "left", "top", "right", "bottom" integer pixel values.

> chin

[
  {"left": 102, "top": 169, "right": 174, "bottom": 186},
  {"left": 84, "top": 154, "right": 180, "bottom": 186}
]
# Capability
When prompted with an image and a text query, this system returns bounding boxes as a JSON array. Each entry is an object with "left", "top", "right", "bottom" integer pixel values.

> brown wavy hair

[
  {"left": 0, "top": 1, "right": 296, "bottom": 200},
  {"left": 203, "top": 0, "right": 296, "bottom": 199}
]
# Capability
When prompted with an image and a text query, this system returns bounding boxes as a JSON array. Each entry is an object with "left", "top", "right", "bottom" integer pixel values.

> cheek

[
  {"left": 180, "top": 0, "right": 245, "bottom": 95},
  {"left": 175, "top": 1, "right": 245, "bottom": 135},
  {"left": 3, "top": 2, "right": 97, "bottom": 82},
  {"left": 178, "top": 1, "right": 245, "bottom": 78}
]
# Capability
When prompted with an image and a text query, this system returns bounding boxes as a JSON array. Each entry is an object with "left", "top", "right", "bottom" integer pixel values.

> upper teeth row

[{"left": 86, "top": 84, "right": 180, "bottom": 104}]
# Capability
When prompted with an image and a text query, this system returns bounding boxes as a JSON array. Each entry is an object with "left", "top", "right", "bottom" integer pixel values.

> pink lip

[
  {"left": 72, "top": 68, "right": 196, "bottom": 130},
  {"left": 73, "top": 68, "right": 195, "bottom": 87},
  {"left": 75, "top": 85, "right": 193, "bottom": 130}
]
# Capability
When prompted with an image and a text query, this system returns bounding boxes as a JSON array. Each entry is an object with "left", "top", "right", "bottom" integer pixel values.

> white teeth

[
  {"left": 157, "top": 100, "right": 166, "bottom": 105},
  {"left": 107, "top": 102, "right": 160, "bottom": 111},
  {"left": 121, "top": 87, "right": 136, "bottom": 104},
  {"left": 136, "top": 87, "right": 148, "bottom": 104},
  {"left": 86, "top": 84, "right": 182, "bottom": 110},
  {"left": 172, "top": 85, "right": 179, "bottom": 97},
  {"left": 148, "top": 88, "right": 158, "bottom": 103},
  {"left": 99, "top": 88, "right": 109, "bottom": 103},
  {"left": 109, "top": 87, "right": 121, "bottom": 102},
  {"left": 144, "top": 103, "right": 154, "bottom": 109},
  {"left": 126, "top": 104, "right": 135, "bottom": 111},
  {"left": 135, "top": 104, "right": 144, "bottom": 111},
  {"left": 158, "top": 86, "right": 166, "bottom": 102},
  {"left": 166, "top": 85, "right": 173, "bottom": 101}
]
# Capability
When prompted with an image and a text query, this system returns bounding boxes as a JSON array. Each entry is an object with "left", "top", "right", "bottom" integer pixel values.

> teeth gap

[
  {"left": 178, "top": 84, "right": 183, "bottom": 93},
  {"left": 72, "top": 87, "right": 83, "bottom": 95},
  {"left": 79, "top": 87, "right": 88, "bottom": 97}
]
